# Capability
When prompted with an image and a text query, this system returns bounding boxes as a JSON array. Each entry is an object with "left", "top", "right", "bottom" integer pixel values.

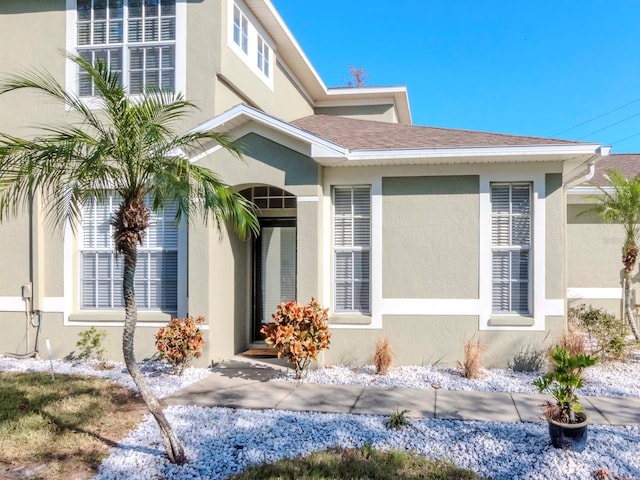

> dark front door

[{"left": 252, "top": 218, "right": 297, "bottom": 341}]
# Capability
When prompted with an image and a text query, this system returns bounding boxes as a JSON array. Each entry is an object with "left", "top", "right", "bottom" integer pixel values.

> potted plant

[{"left": 533, "top": 345, "right": 599, "bottom": 452}]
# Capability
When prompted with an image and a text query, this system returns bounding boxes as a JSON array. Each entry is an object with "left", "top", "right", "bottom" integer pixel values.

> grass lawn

[
  {"left": 0, "top": 371, "right": 146, "bottom": 480},
  {"left": 229, "top": 446, "right": 485, "bottom": 480}
]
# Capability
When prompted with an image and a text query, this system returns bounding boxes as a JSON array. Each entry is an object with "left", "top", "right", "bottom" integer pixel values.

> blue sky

[{"left": 272, "top": 0, "right": 640, "bottom": 153}]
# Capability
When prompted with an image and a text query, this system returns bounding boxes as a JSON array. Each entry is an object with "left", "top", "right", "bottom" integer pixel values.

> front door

[{"left": 252, "top": 218, "right": 297, "bottom": 341}]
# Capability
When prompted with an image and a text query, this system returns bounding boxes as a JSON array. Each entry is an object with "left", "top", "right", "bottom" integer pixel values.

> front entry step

[{"left": 242, "top": 347, "right": 279, "bottom": 358}]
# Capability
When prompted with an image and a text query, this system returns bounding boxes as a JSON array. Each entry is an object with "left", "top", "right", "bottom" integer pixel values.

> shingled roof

[
  {"left": 291, "top": 114, "right": 584, "bottom": 151},
  {"left": 587, "top": 154, "right": 640, "bottom": 187}
]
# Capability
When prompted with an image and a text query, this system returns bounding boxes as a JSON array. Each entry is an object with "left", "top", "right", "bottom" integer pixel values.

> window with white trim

[
  {"left": 81, "top": 194, "right": 178, "bottom": 312},
  {"left": 491, "top": 183, "right": 531, "bottom": 314},
  {"left": 333, "top": 186, "right": 371, "bottom": 313},
  {"left": 233, "top": 4, "right": 248, "bottom": 54},
  {"left": 76, "top": 0, "right": 176, "bottom": 95},
  {"left": 257, "top": 35, "right": 270, "bottom": 77}
]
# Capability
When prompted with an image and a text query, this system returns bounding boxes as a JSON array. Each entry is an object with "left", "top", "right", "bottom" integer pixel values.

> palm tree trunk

[
  {"left": 624, "top": 272, "right": 640, "bottom": 341},
  {"left": 122, "top": 245, "right": 187, "bottom": 465}
]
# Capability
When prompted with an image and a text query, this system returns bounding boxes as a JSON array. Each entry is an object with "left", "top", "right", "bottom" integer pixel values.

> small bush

[
  {"left": 75, "top": 327, "right": 107, "bottom": 363},
  {"left": 155, "top": 315, "right": 205, "bottom": 376},
  {"left": 559, "top": 331, "right": 586, "bottom": 356},
  {"left": 568, "top": 304, "right": 631, "bottom": 361},
  {"left": 373, "top": 336, "right": 393, "bottom": 375},
  {"left": 509, "top": 347, "right": 545, "bottom": 372},
  {"left": 462, "top": 338, "right": 483, "bottom": 379},
  {"left": 261, "top": 298, "right": 331, "bottom": 379},
  {"left": 387, "top": 407, "right": 410, "bottom": 429}
]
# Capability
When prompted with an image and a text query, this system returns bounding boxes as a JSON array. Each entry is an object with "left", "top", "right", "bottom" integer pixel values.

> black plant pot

[{"left": 548, "top": 413, "right": 588, "bottom": 452}]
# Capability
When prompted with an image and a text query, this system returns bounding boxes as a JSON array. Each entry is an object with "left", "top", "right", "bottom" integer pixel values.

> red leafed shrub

[
  {"left": 155, "top": 315, "right": 205, "bottom": 376},
  {"left": 261, "top": 298, "right": 331, "bottom": 379}
]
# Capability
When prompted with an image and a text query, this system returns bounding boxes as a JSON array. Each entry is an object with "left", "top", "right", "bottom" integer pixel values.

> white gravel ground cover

[
  {"left": 0, "top": 355, "right": 212, "bottom": 398},
  {"left": 3, "top": 356, "right": 640, "bottom": 479},
  {"left": 272, "top": 361, "right": 640, "bottom": 398},
  {"left": 93, "top": 406, "right": 640, "bottom": 480}
]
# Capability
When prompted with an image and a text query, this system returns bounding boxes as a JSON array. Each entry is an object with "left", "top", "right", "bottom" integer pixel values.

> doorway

[{"left": 252, "top": 217, "right": 297, "bottom": 341}]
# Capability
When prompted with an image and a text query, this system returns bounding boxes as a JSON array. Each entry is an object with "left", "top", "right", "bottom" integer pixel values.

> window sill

[
  {"left": 68, "top": 311, "right": 174, "bottom": 323},
  {"left": 488, "top": 315, "right": 535, "bottom": 327},
  {"left": 329, "top": 314, "right": 372, "bottom": 325}
]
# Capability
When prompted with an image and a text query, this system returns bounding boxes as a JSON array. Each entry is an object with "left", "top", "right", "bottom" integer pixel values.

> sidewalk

[{"left": 163, "top": 359, "right": 640, "bottom": 426}]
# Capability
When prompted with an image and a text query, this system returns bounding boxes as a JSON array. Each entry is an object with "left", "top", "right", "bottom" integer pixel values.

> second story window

[
  {"left": 77, "top": 0, "right": 176, "bottom": 96},
  {"left": 257, "top": 36, "right": 270, "bottom": 77},
  {"left": 233, "top": 5, "right": 249, "bottom": 54}
]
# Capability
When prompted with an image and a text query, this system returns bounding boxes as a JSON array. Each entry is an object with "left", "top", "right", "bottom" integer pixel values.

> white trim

[
  {"left": 175, "top": 0, "right": 187, "bottom": 95},
  {"left": 297, "top": 196, "right": 318, "bottom": 202},
  {"left": 0, "top": 297, "right": 28, "bottom": 312},
  {"left": 0, "top": 296, "right": 67, "bottom": 313},
  {"left": 42, "top": 297, "right": 66, "bottom": 312},
  {"left": 568, "top": 288, "right": 623, "bottom": 300},
  {"left": 479, "top": 168, "right": 547, "bottom": 331},
  {"left": 323, "top": 170, "right": 382, "bottom": 329},
  {"left": 346, "top": 144, "right": 603, "bottom": 162},
  {"left": 63, "top": 319, "right": 210, "bottom": 329}
]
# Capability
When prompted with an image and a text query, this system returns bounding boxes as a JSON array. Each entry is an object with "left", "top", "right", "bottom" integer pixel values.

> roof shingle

[
  {"left": 587, "top": 154, "right": 640, "bottom": 186},
  {"left": 291, "top": 114, "right": 585, "bottom": 151}
]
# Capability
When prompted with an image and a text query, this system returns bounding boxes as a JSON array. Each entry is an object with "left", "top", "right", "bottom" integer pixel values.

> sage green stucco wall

[
  {"left": 218, "top": 2, "right": 313, "bottom": 122},
  {"left": 545, "top": 174, "right": 564, "bottom": 300},
  {"left": 567, "top": 204, "right": 623, "bottom": 288},
  {"left": 326, "top": 316, "right": 563, "bottom": 368},
  {"left": 566, "top": 202, "right": 624, "bottom": 315},
  {"left": 381, "top": 175, "right": 479, "bottom": 299},
  {"left": 315, "top": 105, "right": 398, "bottom": 123}
]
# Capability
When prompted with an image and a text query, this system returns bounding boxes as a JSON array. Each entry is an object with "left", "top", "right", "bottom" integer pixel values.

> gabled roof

[
  {"left": 291, "top": 114, "right": 584, "bottom": 150},
  {"left": 191, "top": 104, "right": 606, "bottom": 167}
]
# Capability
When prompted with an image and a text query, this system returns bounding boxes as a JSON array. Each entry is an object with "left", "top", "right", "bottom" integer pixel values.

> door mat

[{"left": 242, "top": 348, "right": 278, "bottom": 358}]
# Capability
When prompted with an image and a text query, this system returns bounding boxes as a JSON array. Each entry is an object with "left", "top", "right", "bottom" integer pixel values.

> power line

[
  {"left": 551, "top": 97, "right": 640, "bottom": 137},
  {"left": 610, "top": 130, "right": 640, "bottom": 148},
  {"left": 576, "top": 110, "right": 640, "bottom": 140}
]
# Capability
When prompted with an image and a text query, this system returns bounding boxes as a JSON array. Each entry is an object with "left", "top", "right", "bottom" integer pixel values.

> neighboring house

[
  {"left": 567, "top": 154, "right": 640, "bottom": 318},
  {"left": 0, "top": 0, "right": 613, "bottom": 368}
]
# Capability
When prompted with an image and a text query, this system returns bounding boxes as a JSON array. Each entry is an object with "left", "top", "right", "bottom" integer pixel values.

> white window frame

[
  {"left": 479, "top": 169, "right": 558, "bottom": 331},
  {"left": 257, "top": 35, "right": 270, "bottom": 77},
  {"left": 226, "top": 0, "right": 275, "bottom": 90},
  {"left": 233, "top": 4, "right": 249, "bottom": 54},
  {"left": 66, "top": 0, "right": 187, "bottom": 100},
  {"left": 79, "top": 194, "right": 179, "bottom": 313},
  {"left": 490, "top": 182, "right": 531, "bottom": 315},
  {"left": 332, "top": 186, "right": 371, "bottom": 315}
]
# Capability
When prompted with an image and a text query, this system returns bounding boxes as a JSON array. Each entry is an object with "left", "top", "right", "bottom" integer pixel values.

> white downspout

[{"left": 565, "top": 161, "right": 596, "bottom": 190}]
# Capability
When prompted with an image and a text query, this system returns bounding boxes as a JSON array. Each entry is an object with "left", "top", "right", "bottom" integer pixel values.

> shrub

[
  {"left": 373, "top": 336, "right": 393, "bottom": 375},
  {"left": 155, "top": 315, "right": 205, "bottom": 376},
  {"left": 461, "top": 338, "right": 483, "bottom": 379},
  {"left": 568, "top": 304, "right": 631, "bottom": 361},
  {"left": 559, "top": 331, "right": 586, "bottom": 356},
  {"left": 75, "top": 327, "right": 107, "bottom": 363},
  {"left": 509, "top": 347, "right": 545, "bottom": 372},
  {"left": 261, "top": 298, "right": 331, "bottom": 379}
]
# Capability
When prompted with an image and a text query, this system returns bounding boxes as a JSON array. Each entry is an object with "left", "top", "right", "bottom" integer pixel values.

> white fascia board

[
  {"left": 190, "top": 104, "right": 348, "bottom": 159},
  {"left": 567, "top": 186, "right": 608, "bottom": 196},
  {"left": 345, "top": 144, "right": 603, "bottom": 162}
]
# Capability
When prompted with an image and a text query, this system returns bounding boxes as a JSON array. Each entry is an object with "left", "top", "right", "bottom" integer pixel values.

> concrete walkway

[{"left": 163, "top": 359, "right": 640, "bottom": 426}]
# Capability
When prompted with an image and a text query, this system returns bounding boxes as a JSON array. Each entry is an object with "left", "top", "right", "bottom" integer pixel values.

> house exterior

[
  {"left": 567, "top": 154, "right": 640, "bottom": 318},
  {"left": 0, "top": 0, "right": 615, "bottom": 368}
]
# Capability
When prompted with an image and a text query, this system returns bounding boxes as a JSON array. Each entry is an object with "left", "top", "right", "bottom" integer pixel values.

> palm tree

[
  {"left": 588, "top": 169, "right": 640, "bottom": 341},
  {"left": 0, "top": 55, "right": 258, "bottom": 464}
]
